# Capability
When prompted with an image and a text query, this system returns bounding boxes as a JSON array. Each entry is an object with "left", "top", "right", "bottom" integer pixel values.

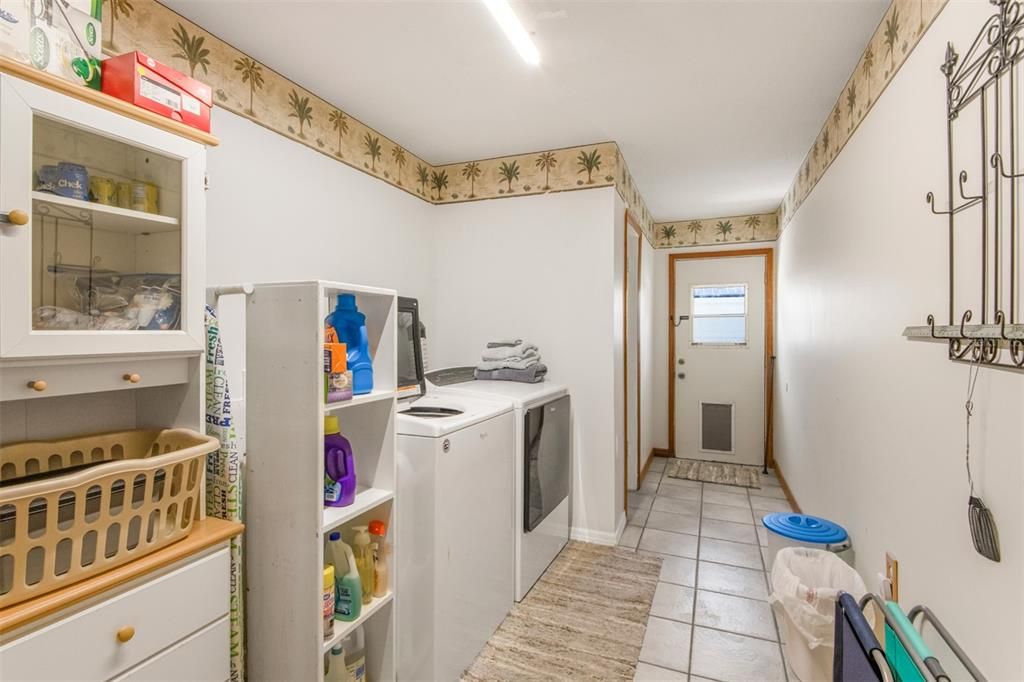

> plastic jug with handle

[{"left": 327, "top": 294, "right": 374, "bottom": 395}]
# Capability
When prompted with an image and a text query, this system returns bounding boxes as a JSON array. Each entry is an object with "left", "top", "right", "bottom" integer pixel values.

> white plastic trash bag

[{"left": 769, "top": 547, "right": 872, "bottom": 649}]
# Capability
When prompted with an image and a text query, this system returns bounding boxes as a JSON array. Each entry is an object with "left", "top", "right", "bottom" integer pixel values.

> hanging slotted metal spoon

[{"left": 965, "top": 359, "right": 1000, "bottom": 562}]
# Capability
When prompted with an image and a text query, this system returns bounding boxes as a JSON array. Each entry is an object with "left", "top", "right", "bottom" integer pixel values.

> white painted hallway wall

[
  {"left": 430, "top": 188, "right": 627, "bottom": 542},
  {"left": 203, "top": 109, "right": 437, "bottom": 449},
  {"left": 774, "top": 2, "right": 1024, "bottom": 679},
  {"left": 204, "top": 111, "right": 630, "bottom": 543}
]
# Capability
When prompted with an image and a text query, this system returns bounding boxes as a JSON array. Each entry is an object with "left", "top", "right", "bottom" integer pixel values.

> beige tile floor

[{"left": 622, "top": 457, "right": 794, "bottom": 682}]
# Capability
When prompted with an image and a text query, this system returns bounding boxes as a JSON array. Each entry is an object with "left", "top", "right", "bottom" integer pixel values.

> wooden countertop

[
  {"left": 0, "top": 55, "right": 220, "bottom": 147},
  {"left": 0, "top": 518, "right": 243, "bottom": 634}
]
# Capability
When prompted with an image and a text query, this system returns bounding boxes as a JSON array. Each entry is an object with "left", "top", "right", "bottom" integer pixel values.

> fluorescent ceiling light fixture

[{"left": 482, "top": 0, "right": 540, "bottom": 65}]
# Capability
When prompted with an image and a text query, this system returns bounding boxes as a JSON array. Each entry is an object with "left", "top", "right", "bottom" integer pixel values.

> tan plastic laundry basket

[{"left": 0, "top": 429, "right": 219, "bottom": 607}]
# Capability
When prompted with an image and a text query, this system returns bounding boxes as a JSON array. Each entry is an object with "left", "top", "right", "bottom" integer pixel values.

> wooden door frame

[
  {"left": 667, "top": 248, "right": 775, "bottom": 468},
  {"left": 623, "top": 210, "right": 644, "bottom": 511}
]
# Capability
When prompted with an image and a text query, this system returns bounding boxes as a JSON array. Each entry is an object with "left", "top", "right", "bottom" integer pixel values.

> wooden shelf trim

[
  {"left": 0, "top": 518, "right": 243, "bottom": 633},
  {"left": 0, "top": 56, "right": 220, "bottom": 147}
]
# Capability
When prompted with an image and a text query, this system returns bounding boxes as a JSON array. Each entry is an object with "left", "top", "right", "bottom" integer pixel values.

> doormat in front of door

[{"left": 666, "top": 458, "right": 761, "bottom": 489}]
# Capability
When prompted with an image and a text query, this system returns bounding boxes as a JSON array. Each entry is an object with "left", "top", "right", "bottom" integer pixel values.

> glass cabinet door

[
  {"left": 0, "top": 75, "right": 205, "bottom": 359},
  {"left": 31, "top": 115, "right": 184, "bottom": 333}
]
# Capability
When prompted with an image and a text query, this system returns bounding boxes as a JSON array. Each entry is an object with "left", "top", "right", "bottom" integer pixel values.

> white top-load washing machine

[
  {"left": 395, "top": 299, "right": 516, "bottom": 681},
  {"left": 429, "top": 370, "right": 571, "bottom": 602}
]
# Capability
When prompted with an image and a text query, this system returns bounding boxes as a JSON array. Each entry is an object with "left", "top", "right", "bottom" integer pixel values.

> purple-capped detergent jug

[{"left": 325, "top": 415, "right": 356, "bottom": 507}]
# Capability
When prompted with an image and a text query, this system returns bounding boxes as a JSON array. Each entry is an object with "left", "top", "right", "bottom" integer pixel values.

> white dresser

[{"left": 0, "top": 519, "right": 240, "bottom": 682}]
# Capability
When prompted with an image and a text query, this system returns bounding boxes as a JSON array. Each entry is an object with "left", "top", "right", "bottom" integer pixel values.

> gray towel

[
  {"left": 482, "top": 343, "right": 538, "bottom": 361},
  {"left": 474, "top": 363, "right": 548, "bottom": 383},
  {"left": 477, "top": 350, "right": 540, "bottom": 371},
  {"left": 486, "top": 339, "right": 523, "bottom": 348}
]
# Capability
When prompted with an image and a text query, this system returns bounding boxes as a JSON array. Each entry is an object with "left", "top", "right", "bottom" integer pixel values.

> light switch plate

[{"left": 885, "top": 553, "right": 899, "bottom": 602}]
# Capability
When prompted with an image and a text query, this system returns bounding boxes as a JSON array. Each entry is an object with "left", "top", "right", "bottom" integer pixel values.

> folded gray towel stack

[
  {"left": 477, "top": 339, "right": 546, "bottom": 382},
  {"left": 475, "top": 364, "right": 547, "bottom": 383}
]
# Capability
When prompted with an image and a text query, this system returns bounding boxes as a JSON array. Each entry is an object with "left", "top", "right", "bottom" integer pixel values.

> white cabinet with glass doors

[{"left": 0, "top": 73, "right": 205, "bottom": 362}]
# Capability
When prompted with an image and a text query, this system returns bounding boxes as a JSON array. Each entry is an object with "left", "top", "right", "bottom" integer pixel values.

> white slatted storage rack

[{"left": 243, "top": 281, "right": 397, "bottom": 681}]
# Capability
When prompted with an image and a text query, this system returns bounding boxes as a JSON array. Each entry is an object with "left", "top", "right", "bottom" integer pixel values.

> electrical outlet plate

[{"left": 885, "top": 553, "right": 899, "bottom": 602}]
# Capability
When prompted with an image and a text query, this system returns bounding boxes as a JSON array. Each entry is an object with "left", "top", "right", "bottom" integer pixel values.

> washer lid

[
  {"left": 396, "top": 392, "right": 512, "bottom": 437},
  {"left": 762, "top": 513, "right": 848, "bottom": 544},
  {"left": 437, "top": 377, "right": 568, "bottom": 409}
]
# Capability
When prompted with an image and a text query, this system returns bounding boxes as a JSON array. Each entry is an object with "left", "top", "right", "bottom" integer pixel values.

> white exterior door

[{"left": 673, "top": 255, "right": 766, "bottom": 467}]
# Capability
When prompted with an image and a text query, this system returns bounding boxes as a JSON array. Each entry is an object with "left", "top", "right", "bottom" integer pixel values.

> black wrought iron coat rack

[{"left": 904, "top": 0, "right": 1024, "bottom": 371}]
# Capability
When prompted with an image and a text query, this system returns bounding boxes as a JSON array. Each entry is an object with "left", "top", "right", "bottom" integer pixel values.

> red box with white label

[{"left": 101, "top": 51, "right": 212, "bottom": 133}]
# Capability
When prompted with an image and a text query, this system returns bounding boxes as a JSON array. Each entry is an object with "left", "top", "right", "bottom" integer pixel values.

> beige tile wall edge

[{"left": 103, "top": 0, "right": 946, "bottom": 250}]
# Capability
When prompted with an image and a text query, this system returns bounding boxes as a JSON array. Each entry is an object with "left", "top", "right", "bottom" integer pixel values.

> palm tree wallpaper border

[
  {"left": 777, "top": 0, "right": 947, "bottom": 230},
  {"left": 101, "top": 0, "right": 946, "bottom": 247},
  {"left": 102, "top": 0, "right": 435, "bottom": 200},
  {"left": 653, "top": 213, "right": 779, "bottom": 249}
]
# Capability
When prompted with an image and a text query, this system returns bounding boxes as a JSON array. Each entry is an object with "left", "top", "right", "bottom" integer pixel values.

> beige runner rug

[
  {"left": 462, "top": 542, "right": 661, "bottom": 681},
  {"left": 666, "top": 458, "right": 761, "bottom": 489}
]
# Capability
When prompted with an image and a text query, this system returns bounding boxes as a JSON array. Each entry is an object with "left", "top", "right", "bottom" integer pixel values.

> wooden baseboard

[
  {"left": 771, "top": 462, "right": 801, "bottom": 513},
  {"left": 652, "top": 448, "right": 674, "bottom": 458},
  {"left": 639, "top": 451, "right": 655, "bottom": 483}
]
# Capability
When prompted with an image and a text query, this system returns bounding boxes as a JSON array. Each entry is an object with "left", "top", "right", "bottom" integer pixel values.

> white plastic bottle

[
  {"left": 343, "top": 625, "right": 367, "bottom": 682},
  {"left": 325, "top": 644, "right": 347, "bottom": 682}
]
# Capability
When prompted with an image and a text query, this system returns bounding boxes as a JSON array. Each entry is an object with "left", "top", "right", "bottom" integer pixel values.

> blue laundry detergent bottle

[{"left": 328, "top": 294, "right": 374, "bottom": 395}]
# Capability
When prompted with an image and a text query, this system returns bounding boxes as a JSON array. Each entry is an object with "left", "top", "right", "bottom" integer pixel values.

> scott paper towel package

[{"left": 0, "top": 0, "right": 103, "bottom": 89}]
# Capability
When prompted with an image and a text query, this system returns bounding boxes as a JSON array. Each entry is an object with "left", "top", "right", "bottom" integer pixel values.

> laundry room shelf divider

[{"left": 243, "top": 280, "right": 398, "bottom": 681}]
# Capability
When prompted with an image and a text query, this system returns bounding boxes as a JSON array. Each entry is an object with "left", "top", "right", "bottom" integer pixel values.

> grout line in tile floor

[
  {"left": 684, "top": 478, "right": 702, "bottom": 679},
  {"left": 627, "top": 462, "right": 793, "bottom": 682}
]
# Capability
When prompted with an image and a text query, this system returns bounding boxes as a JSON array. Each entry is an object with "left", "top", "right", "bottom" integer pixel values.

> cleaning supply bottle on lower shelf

[
  {"left": 325, "top": 644, "right": 347, "bottom": 682},
  {"left": 324, "top": 416, "right": 356, "bottom": 507},
  {"left": 327, "top": 294, "right": 374, "bottom": 395},
  {"left": 343, "top": 626, "right": 367, "bottom": 682},
  {"left": 325, "top": 531, "right": 361, "bottom": 621},
  {"left": 351, "top": 525, "right": 374, "bottom": 605},
  {"left": 368, "top": 519, "right": 388, "bottom": 598}
]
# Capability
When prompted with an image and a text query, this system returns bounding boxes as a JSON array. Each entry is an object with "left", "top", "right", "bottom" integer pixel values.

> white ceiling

[{"left": 163, "top": 0, "right": 888, "bottom": 219}]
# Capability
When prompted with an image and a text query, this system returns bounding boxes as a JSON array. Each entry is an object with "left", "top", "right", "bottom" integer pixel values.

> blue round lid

[{"left": 762, "top": 512, "right": 848, "bottom": 544}]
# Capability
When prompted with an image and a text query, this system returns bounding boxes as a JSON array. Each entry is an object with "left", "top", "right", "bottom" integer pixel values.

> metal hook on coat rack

[
  {"left": 671, "top": 314, "right": 689, "bottom": 328},
  {"left": 990, "top": 152, "right": 1024, "bottom": 180}
]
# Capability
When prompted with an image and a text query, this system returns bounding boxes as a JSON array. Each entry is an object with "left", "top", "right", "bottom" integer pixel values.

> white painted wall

[
  {"left": 774, "top": 2, "right": 1024, "bottom": 679},
  {"left": 430, "top": 188, "right": 627, "bottom": 542},
  {"left": 203, "top": 109, "right": 436, "bottom": 441},
  {"left": 203, "top": 111, "right": 629, "bottom": 542},
  {"left": 650, "top": 242, "right": 776, "bottom": 453}
]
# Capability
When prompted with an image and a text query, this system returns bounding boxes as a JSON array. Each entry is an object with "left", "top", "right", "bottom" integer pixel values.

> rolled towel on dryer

[
  {"left": 474, "top": 363, "right": 548, "bottom": 383},
  {"left": 485, "top": 339, "right": 523, "bottom": 348},
  {"left": 477, "top": 352, "right": 540, "bottom": 371},
  {"left": 481, "top": 342, "right": 538, "bottom": 361}
]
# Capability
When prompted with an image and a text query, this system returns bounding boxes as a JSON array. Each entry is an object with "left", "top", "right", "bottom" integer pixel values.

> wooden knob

[
  {"left": 5, "top": 209, "right": 28, "bottom": 225},
  {"left": 116, "top": 626, "right": 135, "bottom": 643},
  {"left": 123, "top": 373, "right": 141, "bottom": 384},
  {"left": 27, "top": 380, "right": 47, "bottom": 392}
]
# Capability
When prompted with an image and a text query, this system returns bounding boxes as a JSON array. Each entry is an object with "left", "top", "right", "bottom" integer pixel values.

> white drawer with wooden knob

[
  {"left": 0, "top": 356, "right": 190, "bottom": 401},
  {"left": 0, "top": 549, "right": 230, "bottom": 681},
  {"left": 111, "top": 617, "right": 230, "bottom": 682}
]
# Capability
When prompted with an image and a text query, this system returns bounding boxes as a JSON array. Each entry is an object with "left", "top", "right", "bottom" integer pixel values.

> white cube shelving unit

[{"left": 243, "top": 281, "right": 397, "bottom": 681}]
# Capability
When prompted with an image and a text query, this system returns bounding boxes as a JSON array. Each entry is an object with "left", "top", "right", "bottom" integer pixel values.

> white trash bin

[
  {"left": 762, "top": 512, "right": 852, "bottom": 572},
  {"left": 769, "top": 547, "right": 873, "bottom": 682}
]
